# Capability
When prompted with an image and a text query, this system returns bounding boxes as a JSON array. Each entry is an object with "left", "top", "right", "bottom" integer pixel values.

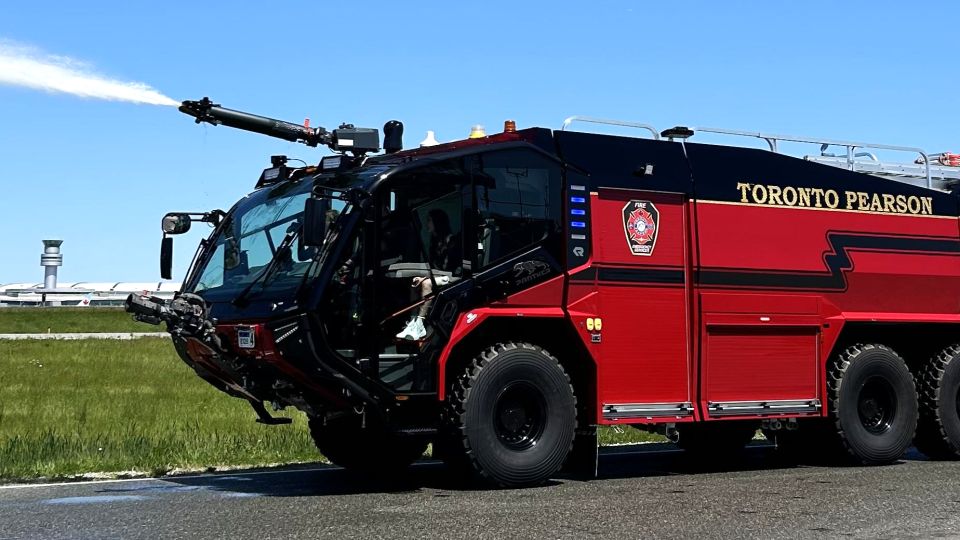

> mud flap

[{"left": 561, "top": 426, "right": 598, "bottom": 478}]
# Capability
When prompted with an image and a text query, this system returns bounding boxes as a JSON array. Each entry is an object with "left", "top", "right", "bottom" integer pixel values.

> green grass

[
  {"left": 0, "top": 337, "right": 658, "bottom": 481},
  {"left": 599, "top": 425, "right": 665, "bottom": 445},
  {"left": 0, "top": 307, "right": 160, "bottom": 334},
  {"left": 0, "top": 338, "right": 317, "bottom": 481}
]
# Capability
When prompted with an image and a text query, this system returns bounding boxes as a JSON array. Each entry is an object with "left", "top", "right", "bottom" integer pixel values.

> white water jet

[{"left": 0, "top": 40, "right": 178, "bottom": 106}]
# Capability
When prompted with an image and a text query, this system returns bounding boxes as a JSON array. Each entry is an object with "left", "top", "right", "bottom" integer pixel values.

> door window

[{"left": 473, "top": 149, "right": 562, "bottom": 270}]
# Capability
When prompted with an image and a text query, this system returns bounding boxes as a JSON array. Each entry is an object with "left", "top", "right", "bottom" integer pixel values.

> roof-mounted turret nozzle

[
  {"left": 178, "top": 97, "right": 380, "bottom": 156},
  {"left": 179, "top": 97, "right": 328, "bottom": 146}
]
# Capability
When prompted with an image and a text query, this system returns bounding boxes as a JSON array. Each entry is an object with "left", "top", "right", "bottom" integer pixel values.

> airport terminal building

[
  {"left": 0, "top": 239, "right": 181, "bottom": 307},
  {"left": 0, "top": 282, "right": 181, "bottom": 307}
]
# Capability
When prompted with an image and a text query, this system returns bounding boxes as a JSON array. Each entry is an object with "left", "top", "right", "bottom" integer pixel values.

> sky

[{"left": 0, "top": 1, "right": 958, "bottom": 284}]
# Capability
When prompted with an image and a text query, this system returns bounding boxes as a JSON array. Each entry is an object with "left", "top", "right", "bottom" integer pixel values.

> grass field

[
  {"left": 0, "top": 307, "right": 158, "bottom": 334},
  {"left": 0, "top": 337, "right": 660, "bottom": 481},
  {"left": 0, "top": 338, "right": 316, "bottom": 480}
]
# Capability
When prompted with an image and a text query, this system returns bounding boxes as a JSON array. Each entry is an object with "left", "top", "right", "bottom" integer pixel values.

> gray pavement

[{"left": 1, "top": 444, "right": 959, "bottom": 540}]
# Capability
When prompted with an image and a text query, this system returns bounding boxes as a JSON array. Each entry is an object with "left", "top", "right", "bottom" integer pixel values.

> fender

[{"left": 436, "top": 307, "right": 566, "bottom": 400}]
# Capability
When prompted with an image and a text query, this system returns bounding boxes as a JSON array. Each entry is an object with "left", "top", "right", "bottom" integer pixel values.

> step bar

[
  {"left": 602, "top": 402, "right": 694, "bottom": 420},
  {"left": 707, "top": 399, "right": 821, "bottom": 417}
]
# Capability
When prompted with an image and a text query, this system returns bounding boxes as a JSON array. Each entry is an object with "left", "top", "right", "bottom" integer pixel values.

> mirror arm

[{"left": 200, "top": 209, "right": 226, "bottom": 226}]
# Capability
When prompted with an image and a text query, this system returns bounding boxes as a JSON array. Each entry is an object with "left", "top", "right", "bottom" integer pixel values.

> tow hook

[{"left": 250, "top": 400, "right": 292, "bottom": 425}]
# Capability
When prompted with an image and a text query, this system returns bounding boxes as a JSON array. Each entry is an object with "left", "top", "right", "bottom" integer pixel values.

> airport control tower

[{"left": 41, "top": 239, "right": 63, "bottom": 290}]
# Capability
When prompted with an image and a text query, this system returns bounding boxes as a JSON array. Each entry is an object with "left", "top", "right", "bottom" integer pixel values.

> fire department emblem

[{"left": 622, "top": 200, "right": 659, "bottom": 256}]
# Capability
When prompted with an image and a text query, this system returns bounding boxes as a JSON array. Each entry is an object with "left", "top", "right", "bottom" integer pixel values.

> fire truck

[{"left": 126, "top": 98, "right": 960, "bottom": 487}]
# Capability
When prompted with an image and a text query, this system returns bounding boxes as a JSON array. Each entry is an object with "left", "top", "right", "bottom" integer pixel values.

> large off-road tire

[
  {"left": 677, "top": 420, "right": 758, "bottom": 459},
  {"left": 446, "top": 342, "right": 577, "bottom": 488},
  {"left": 828, "top": 343, "right": 918, "bottom": 465},
  {"left": 308, "top": 413, "right": 428, "bottom": 476},
  {"left": 914, "top": 344, "right": 960, "bottom": 460}
]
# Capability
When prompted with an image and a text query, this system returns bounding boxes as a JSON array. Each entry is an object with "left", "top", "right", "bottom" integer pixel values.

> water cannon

[
  {"left": 125, "top": 293, "right": 203, "bottom": 326},
  {"left": 179, "top": 97, "right": 385, "bottom": 156},
  {"left": 125, "top": 292, "right": 222, "bottom": 347}
]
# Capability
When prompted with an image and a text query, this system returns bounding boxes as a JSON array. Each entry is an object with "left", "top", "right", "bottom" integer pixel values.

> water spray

[{"left": 0, "top": 41, "right": 178, "bottom": 106}]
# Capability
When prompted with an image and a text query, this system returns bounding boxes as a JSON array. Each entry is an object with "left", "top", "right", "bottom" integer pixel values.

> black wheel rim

[
  {"left": 857, "top": 376, "right": 897, "bottom": 435},
  {"left": 494, "top": 382, "right": 547, "bottom": 451}
]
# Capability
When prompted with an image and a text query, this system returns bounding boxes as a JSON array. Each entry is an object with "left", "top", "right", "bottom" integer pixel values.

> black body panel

[
  {"left": 554, "top": 131, "right": 693, "bottom": 195},
  {"left": 685, "top": 141, "right": 958, "bottom": 216}
]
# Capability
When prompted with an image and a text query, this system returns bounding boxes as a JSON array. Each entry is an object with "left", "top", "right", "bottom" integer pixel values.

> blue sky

[{"left": 1, "top": 1, "right": 957, "bottom": 283}]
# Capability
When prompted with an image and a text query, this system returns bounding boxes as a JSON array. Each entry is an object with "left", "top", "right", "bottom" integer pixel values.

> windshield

[{"left": 185, "top": 177, "right": 346, "bottom": 302}]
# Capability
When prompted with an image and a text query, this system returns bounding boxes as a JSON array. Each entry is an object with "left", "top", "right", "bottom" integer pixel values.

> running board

[
  {"left": 707, "top": 399, "right": 821, "bottom": 417},
  {"left": 602, "top": 402, "right": 694, "bottom": 420}
]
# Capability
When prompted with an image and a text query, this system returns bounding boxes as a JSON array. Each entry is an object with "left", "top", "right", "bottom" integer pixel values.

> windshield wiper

[{"left": 232, "top": 228, "right": 300, "bottom": 308}]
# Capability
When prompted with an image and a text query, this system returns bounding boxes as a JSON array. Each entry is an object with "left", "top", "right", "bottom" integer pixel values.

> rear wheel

[
  {"left": 446, "top": 342, "right": 577, "bottom": 488},
  {"left": 828, "top": 343, "right": 918, "bottom": 465},
  {"left": 914, "top": 344, "right": 960, "bottom": 459},
  {"left": 308, "top": 413, "right": 428, "bottom": 476}
]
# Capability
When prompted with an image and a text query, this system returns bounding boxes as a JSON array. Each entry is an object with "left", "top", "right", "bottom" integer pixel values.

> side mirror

[
  {"left": 303, "top": 197, "right": 331, "bottom": 247},
  {"left": 161, "top": 213, "right": 192, "bottom": 235},
  {"left": 160, "top": 236, "right": 173, "bottom": 280}
]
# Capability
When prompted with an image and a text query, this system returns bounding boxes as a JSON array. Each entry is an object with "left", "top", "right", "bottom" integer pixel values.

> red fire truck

[{"left": 126, "top": 99, "right": 960, "bottom": 487}]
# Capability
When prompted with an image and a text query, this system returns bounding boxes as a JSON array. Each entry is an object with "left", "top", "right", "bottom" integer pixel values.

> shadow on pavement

[
  {"left": 95, "top": 444, "right": 928, "bottom": 499},
  {"left": 114, "top": 444, "right": 763, "bottom": 498}
]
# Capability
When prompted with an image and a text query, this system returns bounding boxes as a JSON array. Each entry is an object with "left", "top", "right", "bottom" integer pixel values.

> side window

[
  {"left": 374, "top": 158, "right": 470, "bottom": 356},
  {"left": 473, "top": 149, "right": 562, "bottom": 270}
]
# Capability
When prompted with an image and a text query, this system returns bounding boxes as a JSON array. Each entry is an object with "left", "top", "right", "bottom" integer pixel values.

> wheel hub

[
  {"left": 500, "top": 405, "right": 527, "bottom": 432},
  {"left": 857, "top": 376, "right": 897, "bottom": 435},
  {"left": 494, "top": 383, "right": 547, "bottom": 450},
  {"left": 859, "top": 398, "right": 879, "bottom": 420}
]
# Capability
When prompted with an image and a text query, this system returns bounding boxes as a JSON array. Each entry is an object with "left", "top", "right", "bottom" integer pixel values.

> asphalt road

[{"left": 2, "top": 444, "right": 960, "bottom": 540}]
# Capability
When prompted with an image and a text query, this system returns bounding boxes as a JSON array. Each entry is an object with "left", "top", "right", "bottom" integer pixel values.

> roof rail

[
  {"left": 561, "top": 115, "right": 957, "bottom": 190},
  {"left": 561, "top": 116, "right": 660, "bottom": 140},
  {"left": 688, "top": 126, "right": 934, "bottom": 189}
]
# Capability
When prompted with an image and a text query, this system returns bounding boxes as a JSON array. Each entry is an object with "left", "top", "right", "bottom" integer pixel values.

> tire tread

[
  {"left": 914, "top": 344, "right": 960, "bottom": 459},
  {"left": 828, "top": 343, "right": 917, "bottom": 465}
]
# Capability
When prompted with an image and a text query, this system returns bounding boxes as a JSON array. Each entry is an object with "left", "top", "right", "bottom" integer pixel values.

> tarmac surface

[{"left": 2, "top": 444, "right": 960, "bottom": 540}]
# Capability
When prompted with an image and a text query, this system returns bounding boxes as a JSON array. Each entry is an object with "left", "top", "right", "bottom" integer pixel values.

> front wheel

[{"left": 446, "top": 342, "right": 577, "bottom": 488}]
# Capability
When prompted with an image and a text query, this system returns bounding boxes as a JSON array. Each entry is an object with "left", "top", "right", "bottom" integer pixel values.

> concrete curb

[{"left": 0, "top": 333, "right": 169, "bottom": 340}]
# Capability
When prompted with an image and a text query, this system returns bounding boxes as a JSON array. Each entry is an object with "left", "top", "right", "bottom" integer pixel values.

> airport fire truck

[{"left": 126, "top": 98, "right": 960, "bottom": 487}]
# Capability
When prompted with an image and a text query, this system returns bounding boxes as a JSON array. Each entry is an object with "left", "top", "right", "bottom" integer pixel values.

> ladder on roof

[{"left": 561, "top": 116, "right": 960, "bottom": 193}]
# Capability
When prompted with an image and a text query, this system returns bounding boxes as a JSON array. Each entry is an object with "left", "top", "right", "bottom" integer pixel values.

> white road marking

[
  {"left": 0, "top": 333, "right": 168, "bottom": 340},
  {"left": 0, "top": 466, "right": 336, "bottom": 490}
]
